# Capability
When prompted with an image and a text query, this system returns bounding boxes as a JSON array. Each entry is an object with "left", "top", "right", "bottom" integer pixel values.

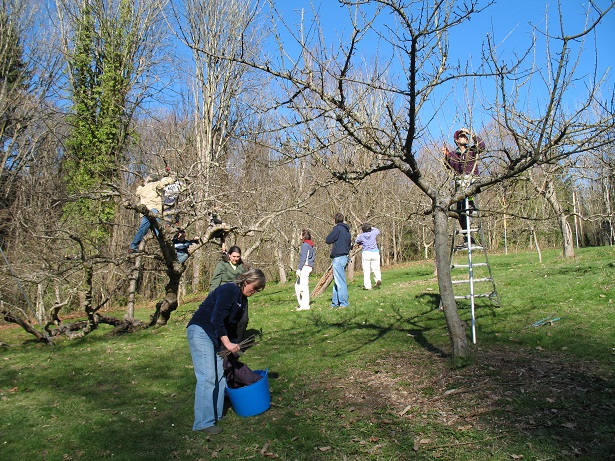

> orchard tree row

[{"left": 1, "top": 0, "right": 613, "bottom": 363}]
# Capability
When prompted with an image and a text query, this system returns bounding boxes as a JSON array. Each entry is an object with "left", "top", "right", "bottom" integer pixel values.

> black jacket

[
  {"left": 187, "top": 283, "right": 247, "bottom": 348},
  {"left": 325, "top": 222, "right": 352, "bottom": 258}
]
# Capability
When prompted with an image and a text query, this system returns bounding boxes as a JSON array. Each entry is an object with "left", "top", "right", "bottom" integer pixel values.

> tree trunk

[
  {"left": 531, "top": 227, "right": 542, "bottom": 263},
  {"left": 150, "top": 269, "right": 181, "bottom": 326},
  {"left": 543, "top": 177, "right": 575, "bottom": 258},
  {"left": 125, "top": 243, "right": 144, "bottom": 320},
  {"left": 276, "top": 245, "right": 287, "bottom": 284},
  {"left": 433, "top": 205, "right": 471, "bottom": 367}
]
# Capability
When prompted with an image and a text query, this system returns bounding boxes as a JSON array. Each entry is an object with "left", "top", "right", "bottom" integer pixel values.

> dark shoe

[
  {"left": 197, "top": 425, "right": 223, "bottom": 435},
  {"left": 375, "top": 280, "right": 382, "bottom": 288},
  {"left": 128, "top": 248, "right": 142, "bottom": 254}
]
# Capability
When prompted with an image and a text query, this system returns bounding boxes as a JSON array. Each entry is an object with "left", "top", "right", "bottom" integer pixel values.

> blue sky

[
  {"left": 267, "top": 1, "right": 615, "bottom": 140},
  {"left": 270, "top": 0, "right": 614, "bottom": 74}
]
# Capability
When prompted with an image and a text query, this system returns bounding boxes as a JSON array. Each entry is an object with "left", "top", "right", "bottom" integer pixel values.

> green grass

[{"left": 1, "top": 247, "right": 614, "bottom": 460}]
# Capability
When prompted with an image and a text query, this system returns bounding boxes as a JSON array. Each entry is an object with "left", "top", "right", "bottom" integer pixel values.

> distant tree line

[{"left": 0, "top": 0, "right": 613, "bottom": 360}]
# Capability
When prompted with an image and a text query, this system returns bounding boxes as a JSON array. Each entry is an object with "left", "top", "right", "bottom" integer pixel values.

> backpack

[{"left": 163, "top": 181, "right": 181, "bottom": 206}]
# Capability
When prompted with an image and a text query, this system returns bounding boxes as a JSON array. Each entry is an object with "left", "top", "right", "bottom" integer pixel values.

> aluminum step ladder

[{"left": 448, "top": 197, "right": 499, "bottom": 344}]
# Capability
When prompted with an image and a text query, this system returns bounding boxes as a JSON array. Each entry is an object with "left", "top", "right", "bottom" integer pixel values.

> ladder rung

[
  {"left": 452, "top": 277, "right": 493, "bottom": 284},
  {"left": 451, "top": 263, "right": 488, "bottom": 268},
  {"left": 454, "top": 245, "right": 483, "bottom": 251},
  {"left": 449, "top": 216, "right": 499, "bottom": 308},
  {"left": 456, "top": 228, "right": 479, "bottom": 235},
  {"left": 455, "top": 292, "right": 496, "bottom": 300}
]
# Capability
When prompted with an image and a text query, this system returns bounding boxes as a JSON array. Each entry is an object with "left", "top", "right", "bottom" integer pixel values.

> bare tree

[
  {"left": 528, "top": 164, "right": 575, "bottom": 257},
  {"left": 7, "top": 0, "right": 177, "bottom": 336},
  {"left": 0, "top": 0, "right": 62, "bottom": 226},
  {"left": 166, "top": 0, "right": 266, "bottom": 288},
  {"left": 224, "top": 0, "right": 615, "bottom": 364}
]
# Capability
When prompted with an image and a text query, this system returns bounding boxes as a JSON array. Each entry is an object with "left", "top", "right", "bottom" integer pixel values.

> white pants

[
  {"left": 294, "top": 266, "right": 312, "bottom": 309},
  {"left": 361, "top": 251, "right": 381, "bottom": 290}
]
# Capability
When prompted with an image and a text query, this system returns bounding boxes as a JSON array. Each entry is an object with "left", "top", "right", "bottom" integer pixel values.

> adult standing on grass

[
  {"left": 186, "top": 268, "right": 266, "bottom": 435},
  {"left": 295, "top": 229, "right": 315, "bottom": 311},
  {"left": 355, "top": 223, "right": 382, "bottom": 290},
  {"left": 325, "top": 213, "right": 352, "bottom": 308},
  {"left": 209, "top": 246, "right": 245, "bottom": 291}
]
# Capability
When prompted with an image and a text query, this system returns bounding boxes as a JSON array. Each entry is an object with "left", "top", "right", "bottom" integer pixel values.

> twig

[{"left": 217, "top": 334, "right": 260, "bottom": 358}]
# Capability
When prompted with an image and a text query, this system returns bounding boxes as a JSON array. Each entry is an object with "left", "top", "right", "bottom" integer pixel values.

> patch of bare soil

[{"left": 317, "top": 345, "right": 615, "bottom": 458}]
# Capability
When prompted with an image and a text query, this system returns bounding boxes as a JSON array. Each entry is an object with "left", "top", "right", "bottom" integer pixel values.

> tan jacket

[{"left": 136, "top": 176, "right": 174, "bottom": 211}]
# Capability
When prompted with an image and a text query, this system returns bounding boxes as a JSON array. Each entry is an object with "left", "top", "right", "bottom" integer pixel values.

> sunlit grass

[{"left": 1, "top": 246, "right": 613, "bottom": 460}]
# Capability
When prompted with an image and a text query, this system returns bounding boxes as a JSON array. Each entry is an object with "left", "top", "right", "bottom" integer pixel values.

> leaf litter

[{"left": 305, "top": 345, "right": 614, "bottom": 458}]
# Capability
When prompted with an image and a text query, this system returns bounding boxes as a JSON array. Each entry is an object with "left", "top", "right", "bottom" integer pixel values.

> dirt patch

[{"left": 312, "top": 345, "right": 615, "bottom": 457}]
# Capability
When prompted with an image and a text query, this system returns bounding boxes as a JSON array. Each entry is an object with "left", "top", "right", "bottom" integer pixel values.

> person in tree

[
  {"left": 186, "top": 268, "right": 267, "bottom": 434},
  {"left": 442, "top": 127, "right": 485, "bottom": 241},
  {"left": 295, "top": 229, "right": 315, "bottom": 311},
  {"left": 325, "top": 212, "right": 352, "bottom": 308},
  {"left": 355, "top": 223, "right": 382, "bottom": 290},
  {"left": 172, "top": 229, "right": 199, "bottom": 264},
  {"left": 128, "top": 172, "right": 175, "bottom": 253},
  {"left": 162, "top": 179, "right": 182, "bottom": 226}
]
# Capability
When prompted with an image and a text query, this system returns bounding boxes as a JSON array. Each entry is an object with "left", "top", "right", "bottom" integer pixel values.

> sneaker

[
  {"left": 375, "top": 280, "right": 382, "bottom": 288},
  {"left": 197, "top": 425, "right": 223, "bottom": 435},
  {"left": 296, "top": 306, "right": 310, "bottom": 311},
  {"left": 128, "top": 248, "right": 143, "bottom": 254}
]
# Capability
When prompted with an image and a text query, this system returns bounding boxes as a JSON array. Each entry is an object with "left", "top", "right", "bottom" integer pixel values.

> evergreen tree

[{"left": 63, "top": 0, "right": 135, "bottom": 242}]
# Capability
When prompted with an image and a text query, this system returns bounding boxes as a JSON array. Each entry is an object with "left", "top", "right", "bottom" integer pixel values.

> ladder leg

[
  {"left": 472, "top": 196, "right": 500, "bottom": 306},
  {"left": 448, "top": 195, "right": 500, "bottom": 343},
  {"left": 464, "top": 198, "right": 477, "bottom": 344}
]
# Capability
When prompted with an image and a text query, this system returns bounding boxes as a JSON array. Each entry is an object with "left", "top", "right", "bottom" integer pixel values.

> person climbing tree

[{"left": 128, "top": 172, "right": 175, "bottom": 253}]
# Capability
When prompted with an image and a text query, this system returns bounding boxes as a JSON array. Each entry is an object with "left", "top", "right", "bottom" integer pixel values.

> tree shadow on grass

[
  {"left": 294, "top": 344, "right": 615, "bottom": 460},
  {"left": 277, "top": 292, "right": 449, "bottom": 360}
]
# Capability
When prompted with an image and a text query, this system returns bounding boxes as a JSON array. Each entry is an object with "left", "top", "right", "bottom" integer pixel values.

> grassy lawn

[{"left": 1, "top": 247, "right": 614, "bottom": 460}]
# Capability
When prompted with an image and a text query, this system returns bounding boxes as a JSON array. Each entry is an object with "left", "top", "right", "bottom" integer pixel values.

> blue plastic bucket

[{"left": 226, "top": 368, "right": 270, "bottom": 417}]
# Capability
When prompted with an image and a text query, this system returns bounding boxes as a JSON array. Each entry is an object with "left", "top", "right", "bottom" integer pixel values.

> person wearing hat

[{"left": 442, "top": 128, "right": 485, "bottom": 240}]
